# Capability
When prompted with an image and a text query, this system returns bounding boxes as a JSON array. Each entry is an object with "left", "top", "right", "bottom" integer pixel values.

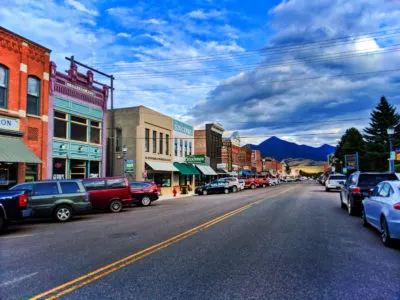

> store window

[
  {"left": 166, "top": 134, "right": 169, "bottom": 155},
  {"left": 52, "top": 158, "right": 66, "bottom": 180},
  {"left": 25, "top": 164, "right": 38, "bottom": 182},
  {"left": 54, "top": 111, "right": 67, "bottom": 139},
  {"left": 0, "top": 64, "right": 9, "bottom": 108},
  {"left": 27, "top": 76, "right": 40, "bottom": 115},
  {"left": 0, "top": 163, "right": 17, "bottom": 190},
  {"left": 90, "top": 120, "right": 101, "bottom": 144},
  {"left": 90, "top": 161, "right": 100, "bottom": 178},
  {"left": 70, "top": 115, "right": 87, "bottom": 142},
  {"left": 148, "top": 173, "right": 171, "bottom": 187},
  {"left": 145, "top": 128, "right": 150, "bottom": 152},
  {"left": 70, "top": 159, "right": 86, "bottom": 179},
  {"left": 159, "top": 133, "right": 163, "bottom": 154},
  {"left": 152, "top": 130, "right": 157, "bottom": 153}
]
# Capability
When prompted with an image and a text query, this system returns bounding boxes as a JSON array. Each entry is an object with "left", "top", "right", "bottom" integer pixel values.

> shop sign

[
  {"left": 186, "top": 154, "right": 205, "bottom": 164},
  {"left": 345, "top": 153, "right": 359, "bottom": 170},
  {"left": 217, "top": 163, "right": 226, "bottom": 169},
  {"left": 173, "top": 120, "right": 193, "bottom": 136},
  {"left": 66, "top": 82, "right": 95, "bottom": 95},
  {"left": 0, "top": 116, "right": 19, "bottom": 131},
  {"left": 243, "top": 166, "right": 250, "bottom": 170},
  {"left": 0, "top": 168, "right": 9, "bottom": 185},
  {"left": 396, "top": 148, "right": 400, "bottom": 161},
  {"left": 126, "top": 159, "right": 134, "bottom": 172},
  {"left": 52, "top": 174, "right": 65, "bottom": 180}
]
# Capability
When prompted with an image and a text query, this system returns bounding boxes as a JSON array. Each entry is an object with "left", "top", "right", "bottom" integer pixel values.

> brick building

[
  {"left": 194, "top": 123, "right": 224, "bottom": 170},
  {"left": 251, "top": 149, "right": 261, "bottom": 173},
  {"left": 239, "top": 146, "right": 252, "bottom": 171},
  {"left": 0, "top": 27, "right": 51, "bottom": 189}
]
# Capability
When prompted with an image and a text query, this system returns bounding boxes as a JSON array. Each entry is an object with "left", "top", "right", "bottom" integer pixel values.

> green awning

[
  {"left": 0, "top": 136, "right": 42, "bottom": 163},
  {"left": 173, "top": 162, "right": 201, "bottom": 175}
]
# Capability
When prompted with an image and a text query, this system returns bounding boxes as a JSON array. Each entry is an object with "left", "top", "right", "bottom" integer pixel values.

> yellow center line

[{"left": 30, "top": 186, "right": 296, "bottom": 300}]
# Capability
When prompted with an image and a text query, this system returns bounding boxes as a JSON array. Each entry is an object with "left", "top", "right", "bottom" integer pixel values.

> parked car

[
  {"left": 238, "top": 179, "right": 245, "bottom": 191},
  {"left": 196, "top": 179, "right": 231, "bottom": 195},
  {"left": 254, "top": 177, "right": 269, "bottom": 188},
  {"left": 325, "top": 174, "right": 346, "bottom": 191},
  {"left": 10, "top": 180, "right": 91, "bottom": 222},
  {"left": 269, "top": 178, "right": 280, "bottom": 186},
  {"left": 130, "top": 181, "right": 160, "bottom": 206},
  {"left": 219, "top": 177, "right": 240, "bottom": 192},
  {"left": 82, "top": 177, "right": 133, "bottom": 213},
  {"left": 362, "top": 181, "right": 400, "bottom": 247},
  {"left": 340, "top": 172, "right": 398, "bottom": 216},
  {"left": 0, "top": 190, "right": 29, "bottom": 233}
]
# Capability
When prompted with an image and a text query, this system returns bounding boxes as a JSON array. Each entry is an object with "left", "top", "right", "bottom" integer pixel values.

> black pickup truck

[{"left": 0, "top": 190, "right": 29, "bottom": 233}]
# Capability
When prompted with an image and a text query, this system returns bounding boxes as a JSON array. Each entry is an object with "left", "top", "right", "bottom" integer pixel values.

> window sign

[
  {"left": 0, "top": 168, "right": 9, "bottom": 185},
  {"left": 126, "top": 160, "right": 134, "bottom": 172},
  {"left": 0, "top": 116, "right": 19, "bottom": 131}
]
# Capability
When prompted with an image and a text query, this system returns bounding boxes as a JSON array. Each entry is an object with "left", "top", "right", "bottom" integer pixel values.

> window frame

[
  {"left": 90, "top": 119, "right": 102, "bottom": 144},
  {"left": 145, "top": 128, "right": 150, "bottom": 152},
  {"left": 27, "top": 75, "right": 41, "bottom": 116},
  {"left": 0, "top": 64, "right": 9, "bottom": 109},
  {"left": 70, "top": 113, "right": 88, "bottom": 142},
  {"left": 166, "top": 134, "right": 169, "bottom": 155},
  {"left": 54, "top": 110, "right": 68, "bottom": 139},
  {"left": 152, "top": 130, "right": 157, "bottom": 153},
  {"left": 159, "top": 132, "right": 163, "bottom": 154}
]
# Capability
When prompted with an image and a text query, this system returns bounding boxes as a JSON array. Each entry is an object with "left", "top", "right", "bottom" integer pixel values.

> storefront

[
  {"left": 48, "top": 61, "right": 108, "bottom": 179},
  {"left": 173, "top": 162, "right": 200, "bottom": 193},
  {"left": 145, "top": 160, "right": 177, "bottom": 194}
]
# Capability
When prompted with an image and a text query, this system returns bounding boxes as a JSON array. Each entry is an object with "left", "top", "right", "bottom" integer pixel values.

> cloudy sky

[{"left": 2, "top": 0, "right": 400, "bottom": 146}]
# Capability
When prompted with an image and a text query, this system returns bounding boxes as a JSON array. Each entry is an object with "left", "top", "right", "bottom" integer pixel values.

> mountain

[{"left": 246, "top": 136, "right": 336, "bottom": 161}]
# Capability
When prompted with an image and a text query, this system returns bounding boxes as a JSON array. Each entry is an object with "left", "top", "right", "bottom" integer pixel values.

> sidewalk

[{"left": 158, "top": 192, "right": 196, "bottom": 201}]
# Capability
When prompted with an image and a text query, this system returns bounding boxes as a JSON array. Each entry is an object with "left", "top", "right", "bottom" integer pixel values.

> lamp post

[
  {"left": 387, "top": 127, "right": 395, "bottom": 173},
  {"left": 122, "top": 145, "right": 128, "bottom": 177}
]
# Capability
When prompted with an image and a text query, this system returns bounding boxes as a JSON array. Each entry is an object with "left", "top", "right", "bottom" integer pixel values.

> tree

[
  {"left": 364, "top": 96, "right": 400, "bottom": 171},
  {"left": 335, "top": 127, "right": 366, "bottom": 172},
  {"left": 285, "top": 163, "right": 291, "bottom": 174}
]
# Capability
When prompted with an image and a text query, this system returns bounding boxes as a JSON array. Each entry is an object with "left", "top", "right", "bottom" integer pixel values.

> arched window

[
  {"left": 27, "top": 76, "right": 40, "bottom": 115},
  {"left": 0, "top": 64, "right": 9, "bottom": 108}
]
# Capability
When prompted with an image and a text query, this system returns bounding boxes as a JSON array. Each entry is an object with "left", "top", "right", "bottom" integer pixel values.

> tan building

[{"left": 108, "top": 106, "right": 177, "bottom": 195}]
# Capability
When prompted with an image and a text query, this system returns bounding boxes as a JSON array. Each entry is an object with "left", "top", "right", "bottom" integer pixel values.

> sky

[{"left": 1, "top": 0, "right": 400, "bottom": 147}]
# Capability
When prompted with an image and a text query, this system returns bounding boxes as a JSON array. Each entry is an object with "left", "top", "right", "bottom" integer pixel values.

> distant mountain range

[{"left": 246, "top": 136, "right": 336, "bottom": 162}]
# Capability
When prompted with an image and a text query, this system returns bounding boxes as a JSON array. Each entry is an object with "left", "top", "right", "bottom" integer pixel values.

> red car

[
  {"left": 254, "top": 177, "right": 269, "bottom": 188},
  {"left": 129, "top": 181, "right": 160, "bottom": 207},
  {"left": 82, "top": 177, "right": 134, "bottom": 213}
]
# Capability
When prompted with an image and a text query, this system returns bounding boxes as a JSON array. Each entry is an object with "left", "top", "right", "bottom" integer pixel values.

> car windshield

[
  {"left": 358, "top": 174, "right": 398, "bottom": 187},
  {"left": 330, "top": 176, "right": 346, "bottom": 180}
]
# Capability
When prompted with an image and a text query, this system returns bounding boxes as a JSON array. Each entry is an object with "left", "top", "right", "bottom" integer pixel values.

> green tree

[
  {"left": 364, "top": 96, "right": 400, "bottom": 171},
  {"left": 285, "top": 163, "right": 291, "bottom": 174},
  {"left": 335, "top": 127, "right": 366, "bottom": 172}
]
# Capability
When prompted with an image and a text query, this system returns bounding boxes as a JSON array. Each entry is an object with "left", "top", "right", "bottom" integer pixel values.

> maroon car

[
  {"left": 82, "top": 177, "right": 134, "bottom": 213},
  {"left": 130, "top": 181, "right": 160, "bottom": 207}
]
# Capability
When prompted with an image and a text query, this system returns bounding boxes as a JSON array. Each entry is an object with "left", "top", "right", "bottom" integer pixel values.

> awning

[
  {"left": 173, "top": 162, "right": 201, "bottom": 175},
  {"left": 216, "top": 168, "right": 228, "bottom": 175},
  {"left": 0, "top": 136, "right": 41, "bottom": 163},
  {"left": 239, "top": 170, "right": 253, "bottom": 176},
  {"left": 146, "top": 161, "right": 178, "bottom": 172},
  {"left": 196, "top": 165, "right": 218, "bottom": 176}
]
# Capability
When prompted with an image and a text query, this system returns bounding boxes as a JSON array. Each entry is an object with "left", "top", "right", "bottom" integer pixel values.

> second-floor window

[
  {"left": 116, "top": 128, "right": 122, "bottom": 152},
  {"left": 153, "top": 130, "right": 157, "bottom": 153},
  {"left": 27, "top": 76, "right": 40, "bottom": 115},
  {"left": 54, "top": 111, "right": 67, "bottom": 139},
  {"left": 145, "top": 128, "right": 150, "bottom": 152},
  {"left": 70, "top": 115, "right": 87, "bottom": 142},
  {"left": 166, "top": 134, "right": 169, "bottom": 155},
  {"left": 90, "top": 120, "right": 101, "bottom": 144},
  {"left": 180, "top": 139, "right": 183, "bottom": 156},
  {"left": 0, "top": 64, "right": 9, "bottom": 109},
  {"left": 174, "top": 138, "right": 178, "bottom": 156},
  {"left": 159, "top": 133, "right": 163, "bottom": 154},
  {"left": 189, "top": 141, "right": 192, "bottom": 155},
  {"left": 184, "top": 140, "right": 188, "bottom": 156}
]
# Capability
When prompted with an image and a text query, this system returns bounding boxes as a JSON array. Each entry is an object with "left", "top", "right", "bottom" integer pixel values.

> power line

[
  {"left": 115, "top": 45, "right": 400, "bottom": 79},
  {"left": 114, "top": 67, "right": 400, "bottom": 92},
  {"left": 91, "top": 28, "right": 400, "bottom": 68}
]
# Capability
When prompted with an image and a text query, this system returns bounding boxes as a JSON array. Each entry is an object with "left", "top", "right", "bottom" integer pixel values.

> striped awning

[
  {"left": 196, "top": 165, "right": 218, "bottom": 176},
  {"left": 173, "top": 162, "right": 201, "bottom": 175},
  {"left": 146, "top": 161, "right": 178, "bottom": 172}
]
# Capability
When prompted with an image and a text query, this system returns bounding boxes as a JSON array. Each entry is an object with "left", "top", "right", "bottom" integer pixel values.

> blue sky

[{"left": 1, "top": 0, "right": 400, "bottom": 146}]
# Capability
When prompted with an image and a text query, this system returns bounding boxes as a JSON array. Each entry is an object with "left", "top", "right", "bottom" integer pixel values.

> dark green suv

[{"left": 10, "top": 180, "right": 91, "bottom": 222}]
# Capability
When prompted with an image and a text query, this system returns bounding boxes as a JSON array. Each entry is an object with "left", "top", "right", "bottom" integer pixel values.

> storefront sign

[
  {"left": 66, "top": 82, "right": 95, "bottom": 95},
  {"left": 217, "top": 163, "right": 226, "bottom": 169},
  {"left": 173, "top": 120, "right": 193, "bottom": 136},
  {"left": 0, "top": 116, "right": 19, "bottom": 131},
  {"left": 396, "top": 148, "right": 400, "bottom": 161},
  {"left": 126, "top": 159, "right": 134, "bottom": 172},
  {"left": 345, "top": 153, "right": 359, "bottom": 170},
  {"left": 243, "top": 166, "right": 250, "bottom": 170},
  {"left": 52, "top": 174, "right": 65, "bottom": 180},
  {"left": 186, "top": 154, "right": 205, "bottom": 164}
]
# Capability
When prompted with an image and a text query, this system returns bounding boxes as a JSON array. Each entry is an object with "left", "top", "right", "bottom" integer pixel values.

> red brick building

[
  {"left": 0, "top": 27, "right": 51, "bottom": 189},
  {"left": 239, "top": 146, "right": 252, "bottom": 170},
  {"left": 251, "top": 149, "right": 261, "bottom": 173}
]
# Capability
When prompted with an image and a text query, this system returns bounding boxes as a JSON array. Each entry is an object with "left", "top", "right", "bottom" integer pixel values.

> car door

[
  {"left": 370, "top": 183, "right": 390, "bottom": 228},
  {"left": 84, "top": 179, "right": 107, "bottom": 209},
  {"left": 364, "top": 183, "right": 381, "bottom": 226},
  {"left": 31, "top": 182, "right": 60, "bottom": 215},
  {"left": 342, "top": 175, "right": 352, "bottom": 201},
  {"left": 130, "top": 182, "right": 145, "bottom": 200}
]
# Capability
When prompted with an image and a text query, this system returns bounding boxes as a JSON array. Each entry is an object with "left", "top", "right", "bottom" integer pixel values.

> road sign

[
  {"left": 126, "top": 160, "right": 134, "bottom": 172},
  {"left": 345, "top": 153, "right": 359, "bottom": 171},
  {"left": 390, "top": 151, "right": 396, "bottom": 160}
]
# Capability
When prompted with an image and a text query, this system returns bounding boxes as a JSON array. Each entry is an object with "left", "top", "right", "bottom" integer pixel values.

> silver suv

[{"left": 219, "top": 177, "right": 240, "bottom": 193}]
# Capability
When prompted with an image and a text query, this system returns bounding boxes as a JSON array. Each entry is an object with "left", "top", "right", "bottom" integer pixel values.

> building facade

[
  {"left": 194, "top": 123, "right": 224, "bottom": 170},
  {"left": 239, "top": 146, "right": 252, "bottom": 171},
  {"left": 108, "top": 106, "right": 177, "bottom": 195},
  {"left": 221, "top": 131, "right": 240, "bottom": 172},
  {"left": 0, "top": 27, "right": 51, "bottom": 189},
  {"left": 48, "top": 61, "right": 108, "bottom": 179},
  {"left": 251, "top": 149, "right": 261, "bottom": 173}
]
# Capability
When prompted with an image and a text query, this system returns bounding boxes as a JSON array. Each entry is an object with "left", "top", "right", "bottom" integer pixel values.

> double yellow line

[{"left": 30, "top": 187, "right": 294, "bottom": 300}]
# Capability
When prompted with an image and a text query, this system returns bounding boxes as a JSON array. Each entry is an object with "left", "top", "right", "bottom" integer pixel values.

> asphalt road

[{"left": 1, "top": 182, "right": 399, "bottom": 300}]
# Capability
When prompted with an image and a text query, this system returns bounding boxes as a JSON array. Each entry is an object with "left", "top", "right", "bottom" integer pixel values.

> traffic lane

[
  {"left": 0, "top": 184, "right": 294, "bottom": 300},
  {"left": 65, "top": 184, "right": 399, "bottom": 300}
]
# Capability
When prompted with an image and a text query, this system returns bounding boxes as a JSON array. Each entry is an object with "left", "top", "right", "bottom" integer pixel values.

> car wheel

[
  {"left": 109, "top": 199, "right": 123, "bottom": 212},
  {"left": 347, "top": 198, "right": 355, "bottom": 216},
  {"left": 224, "top": 188, "right": 229, "bottom": 194},
  {"left": 262, "top": 184, "right": 267, "bottom": 188},
  {"left": 141, "top": 196, "right": 152, "bottom": 207},
  {"left": 361, "top": 205, "right": 369, "bottom": 227},
  {"left": 232, "top": 186, "right": 238, "bottom": 193},
  {"left": 340, "top": 194, "right": 346, "bottom": 209},
  {"left": 54, "top": 205, "right": 72, "bottom": 222},
  {"left": 202, "top": 190, "right": 208, "bottom": 196},
  {"left": 325, "top": 187, "right": 330, "bottom": 192},
  {"left": 251, "top": 184, "right": 256, "bottom": 190},
  {"left": 381, "top": 217, "right": 394, "bottom": 247}
]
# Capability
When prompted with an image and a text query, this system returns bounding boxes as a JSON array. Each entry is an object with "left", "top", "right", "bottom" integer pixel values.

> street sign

[
  {"left": 327, "top": 153, "right": 334, "bottom": 165},
  {"left": 390, "top": 151, "right": 396, "bottom": 160},
  {"left": 396, "top": 148, "right": 400, "bottom": 161},
  {"left": 126, "top": 160, "right": 134, "bottom": 172},
  {"left": 345, "top": 153, "right": 359, "bottom": 171}
]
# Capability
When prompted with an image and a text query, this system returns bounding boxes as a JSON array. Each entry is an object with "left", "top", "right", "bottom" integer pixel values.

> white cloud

[
  {"left": 117, "top": 32, "right": 132, "bottom": 38},
  {"left": 65, "top": 0, "right": 98, "bottom": 16},
  {"left": 143, "top": 18, "right": 167, "bottom": 25},
  {"left": 187, "top": 9, "right": 224, "bottom": 19}
]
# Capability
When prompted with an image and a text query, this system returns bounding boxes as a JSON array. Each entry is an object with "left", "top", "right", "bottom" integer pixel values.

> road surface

[{"left": 1, "top": 183, "right": 399, "bottom": 299}]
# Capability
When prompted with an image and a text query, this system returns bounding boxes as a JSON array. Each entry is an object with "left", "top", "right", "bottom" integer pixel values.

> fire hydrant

[{"left": 172, "top": 186, "right": 177, "bottom": 197}]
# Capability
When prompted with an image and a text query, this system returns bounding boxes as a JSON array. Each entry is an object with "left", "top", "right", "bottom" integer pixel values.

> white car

[
  {"left": 325, "top": 174, "right": 346, "bottom": 191},
  {"left": 269, "top": 178, "right": 280, "bottom": 186},
  {"left": 238, "top": 179, "right": 245, "bottom": 191},
  {"left": 219, "top": 177, "right": 240, "bottom": 192}
]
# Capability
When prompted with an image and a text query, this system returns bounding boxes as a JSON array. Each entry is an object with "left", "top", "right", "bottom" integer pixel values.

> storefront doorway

[{"left": 0, "top": 162, "right": 18, "bottom": 190}]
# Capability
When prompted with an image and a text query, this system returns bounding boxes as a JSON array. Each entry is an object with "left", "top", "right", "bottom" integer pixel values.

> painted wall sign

[
  {"left": 173, "top": 119, "right": 193, "bottom": 136},
  {"left": 66, "top": 82, "right": 95, "bottom": 96},
  {"left": 186, "top": 154, "right": 205, "bottom": 164},
  {"left": 0, "top": 116, "right": 19, "bottom": 131}
]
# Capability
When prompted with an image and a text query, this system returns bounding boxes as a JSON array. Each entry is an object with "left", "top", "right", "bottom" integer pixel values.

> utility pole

[{"left": 65, "top": 56, "right": 115, "bottom": 176}]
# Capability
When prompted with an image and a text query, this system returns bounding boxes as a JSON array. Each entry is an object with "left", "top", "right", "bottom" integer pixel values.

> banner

[
  {"left": 186, "top": 154, "right": 205, "bottom": 164},
  {"left": 345, "top": 153, "right": 359, "bottom": 171}
]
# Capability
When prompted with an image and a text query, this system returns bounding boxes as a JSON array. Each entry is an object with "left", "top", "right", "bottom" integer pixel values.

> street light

[
  {"left": 122, "top": 145, "right": 128, "bottom": 176},
  {"left": 387, "top": 127, "right": 395, "bottom": 173}
]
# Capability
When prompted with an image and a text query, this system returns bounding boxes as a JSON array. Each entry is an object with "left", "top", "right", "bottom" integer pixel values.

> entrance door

[{"left": 70, "top": 159, "right": 87, "bottom": 179}]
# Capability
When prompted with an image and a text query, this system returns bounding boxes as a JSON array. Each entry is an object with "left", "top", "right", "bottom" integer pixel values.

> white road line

[
  {"left": 0, "top": 234, "right": 34, "bottom": 239},
  {"left": 0, "top": 272, "right": 38, "bottom": 287}
]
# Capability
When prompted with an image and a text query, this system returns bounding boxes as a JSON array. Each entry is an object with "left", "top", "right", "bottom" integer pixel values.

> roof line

[{"left": 0, "top": 26, "right": 52, "bottom": 52}]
